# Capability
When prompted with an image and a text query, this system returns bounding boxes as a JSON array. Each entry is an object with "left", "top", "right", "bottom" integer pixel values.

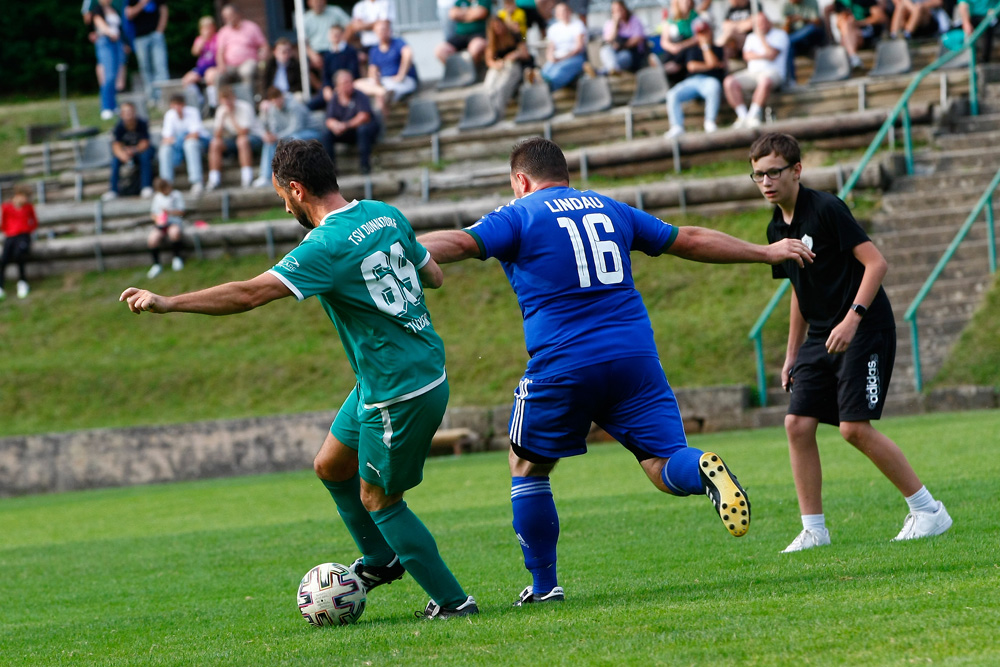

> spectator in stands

[
  {"left": 0, "top": 185, "right": 39, "bottom": 300},
  {"left": 783, "top": 0, "right": 826, "bottom": 87},
  {"left": 514, "top": 0, "right": 553, "bottom": 38},
  {"left": 146, "top": 177, "right": 186, "bottom": 278},
  {"left": 346, "top": 0, "right": 397, "bottom": 53},
  {"left": 958, "top": 0, "right": 993, "bottom": 62},
  {"left": 716, "top": 0, "right": 755, "bottom": 60},
  {"left": 158, "top": 94, "right": 209, "bottom": 194},
  {"left": 104, "top": 101, "right": 154, "bottom": 201},
  {"left": 434, "top": 0, "right": 492, "bottom": 66},
  {"left": 482, "top": 15, "right": 532, "bottom": 114},
  {"left": 833, "top": 0, "right": 889, "bottom": 69},
  {"left": 83, "top": 0, "right": 128, "bottom": 119},
  {"left": 125, "top": 0, "right": 169, "bottom": 104},
  {"left": 303, "top": 0, "right": 351, "bottom": 73},
  {"left": 309, "top": 23, "right": 361, "bottom": 110},
  {"left": 354, "top": 20, "right": 419, "bottom": 118},
  {"left": 539, "top": 2, "right": 587, "bottom": 91},
  {"left": 499, "top": 0, "right": 529, "bottom": 38},
  {"left": 599, "top": 0, "right": 647, "bottom": 75},
  {"left": 92, "top": 0, "right": 125, "bottom": 121},
  {"left": 254, "top": 87, "right": 324, "bottom": 187},
  {"left": 216, "top": 4, "right": 269, "bottom": 91},
  {"left": 260, "top": 37, "right": 303, "bottom": 97},
  {"left": 890, "top": 0, "right": 948, "bottom": 40},
  {"left": 664, "top": 18, "right": 725, "bottom": 138},
  {"left": 207, "top": 85, "right": 263, "bottom": 191},
  {"left": 323, "top": 69, "right": 380, "bottom": 175},
  {"left": 723, "top": 12, "right": 789, "bottom": 128},
  {"left": 658, "top": 0, "right": 701, "bottom": 78},
  {"left": 181, "top": 16, "right": 220, "bottom": 109}
]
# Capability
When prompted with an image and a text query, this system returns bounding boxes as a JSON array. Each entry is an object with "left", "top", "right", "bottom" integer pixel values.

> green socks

[{"left": 321, "top": 476, "right": 394, "bottom": 566}]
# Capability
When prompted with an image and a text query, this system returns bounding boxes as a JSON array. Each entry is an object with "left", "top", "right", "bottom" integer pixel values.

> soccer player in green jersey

[{"left": 120, "top": 139, "right": 478, "bottom": 620}]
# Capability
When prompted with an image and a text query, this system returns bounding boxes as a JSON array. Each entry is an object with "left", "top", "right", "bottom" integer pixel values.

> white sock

[
  {"left": 735, "top": 104, "right": 748, "bottom": 119},
  {"left": 208, "top": 170, "right": 221, "bottom": 187},
  {"left": 748, "top": 103, "right": 762, "bottom": 119},
  {"left": 905, "top": 486, "right": 937, "bottom": 514},
  {"left": 240, "top": 166, "right": 254, "bottom": 186},
  {"left": 802, "top": 514, "right": 826, "bottom": 533},
  {"left": 206, "top": 85, "right": 218, "bottom": 108}
]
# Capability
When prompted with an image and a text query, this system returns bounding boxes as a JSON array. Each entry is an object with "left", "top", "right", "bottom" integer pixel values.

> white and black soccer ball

[{"left": 297, "top": 562, "right": 366, "bottom": 627}]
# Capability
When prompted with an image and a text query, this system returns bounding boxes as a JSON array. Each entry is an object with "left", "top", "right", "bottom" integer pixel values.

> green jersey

[{"left": 269, "top": 199, "right": 446, "bottom": 408}]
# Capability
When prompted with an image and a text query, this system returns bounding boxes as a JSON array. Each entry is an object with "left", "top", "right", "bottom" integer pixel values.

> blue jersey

[{"left": 465, "top": 186, "right": 679, "bottom": 377}]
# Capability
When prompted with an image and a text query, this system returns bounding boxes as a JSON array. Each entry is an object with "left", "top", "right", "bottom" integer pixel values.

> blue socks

[
  {"left": 511, "top": 476, "right": 559, "bottom": 594},
  {"left": 660, "top": 447, "right": 706, "bottom": 496}
]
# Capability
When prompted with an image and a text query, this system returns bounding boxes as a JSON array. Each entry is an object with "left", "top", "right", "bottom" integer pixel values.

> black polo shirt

[{"left": 767, "top": 186, "right": 894, "bottom": 338}]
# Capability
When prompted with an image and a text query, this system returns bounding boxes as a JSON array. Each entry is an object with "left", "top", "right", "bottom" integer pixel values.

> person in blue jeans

[
  {"left": 92, "top": 0, "right": 125, "bottom": 119},
  {"left": 254, "top": 87, "right": 324, "bottom": 187},
  {"left": 105, "top": 102, "right": 155, "bottom": 200},
  {"left": 664, "top": 19, "right": 725, "bottom": 138},
  {"left": 126, "top": 0, "right": 169, "bottom": 103},
  {"left": 782, "top": 0, "right": 826, "bottom": 85},
  {"left": 540, "top": 2, "right": 587, "bottom": 91}
]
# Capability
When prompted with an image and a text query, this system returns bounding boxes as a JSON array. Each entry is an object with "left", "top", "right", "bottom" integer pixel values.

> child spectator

[
  {"left": 181, "top": 16, "right": 219, "bottom": 109},
  {"left": 0, "top": 185, "right": 39, "bottom": 300},
  {"left": 354, "top": 20, "right": 419, "bottom": 118},
  {"left": 146, "top": 177, "right": 185, "bottom": 278},
  {"left": 309, "top": 23, "right": 361, "bottom": 110},
  {"left": 599, "top": 0, "right": 647, "bottom": 74}
]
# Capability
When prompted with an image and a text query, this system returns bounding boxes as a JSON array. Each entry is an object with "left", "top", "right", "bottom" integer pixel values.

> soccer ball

[{"left": 297, "top": 562, "right": 366, "bottom": 627}]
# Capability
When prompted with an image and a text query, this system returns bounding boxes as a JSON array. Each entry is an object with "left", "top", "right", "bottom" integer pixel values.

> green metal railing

[
  {"left": 904, "top": 166, "right": 1000, "bottom": 392},
  {"left": 747, "top": 8, "right": 999, "bottom": 406}
]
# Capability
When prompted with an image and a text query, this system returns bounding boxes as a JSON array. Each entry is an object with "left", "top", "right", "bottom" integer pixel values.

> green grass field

[{"left": 2, "top": 411, "right": 998, "bottom": 666}]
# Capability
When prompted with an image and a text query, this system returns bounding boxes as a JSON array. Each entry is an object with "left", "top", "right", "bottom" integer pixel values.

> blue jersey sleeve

[
  {"left": 465, "top": 203, "right": 520, "bottom": 262},
  {"left": 621, "top": 203, "right": 678, "bottom": 256},
  {"left": 267, "top": 238, "right": 337, "bottom": 301}
]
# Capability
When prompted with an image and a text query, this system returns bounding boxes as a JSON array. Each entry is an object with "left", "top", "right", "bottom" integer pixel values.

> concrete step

[
  {"left": 905, "top": 147, "right": 1000, "bottom": 175},
  {"left": 942, "top": 111, "right": 1000, "bottom": 134},
  {"left": 873, "top": 218, "right": 992, "bottom": 249},
  {"left": 934, "top": 128, "right": 1000, "bottom": 151},
  {"left": 880, "top": 184, "right": 1000, "bottom": 214}
]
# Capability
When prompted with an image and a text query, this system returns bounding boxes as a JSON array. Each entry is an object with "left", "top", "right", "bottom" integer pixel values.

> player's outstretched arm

[
  {"left": 418, "top": 230, "right": 481, "bottom": 264},
  {"left": 419, "top": 255, "right": 444, "bottom": 289},
  {"left": 667, "top": 226, "right": 815, "bottom": 267},
  {"left": 120, "top": 272, "right": 293, "bottom": 316}
]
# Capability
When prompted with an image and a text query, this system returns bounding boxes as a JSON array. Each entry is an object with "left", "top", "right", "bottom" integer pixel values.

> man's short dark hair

[
  {"left": 749, "top": 132, "right": 801, "bottom": 165},
  {"left": 169, "top": 93, "right": 185, "bottom": 107},
  {"left": 510, "top": 137, "right": 570, "bottom": 184},
  {"left": 272, "top": 139, "right": 340, "bottom": 197}
]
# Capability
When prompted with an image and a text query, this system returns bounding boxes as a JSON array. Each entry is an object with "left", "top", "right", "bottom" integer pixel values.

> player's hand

[
  {"left": 825, "top": 316, "right": 859, "bottom": 354},
  {"left": 767, "top": 238, "right": 815, "bottom": 267},
  {"left": 120, "top": 287, "right": 168, "bottom": 314},
  {"left": 781, "top": 356, "right": 795, "bottom": 392}
]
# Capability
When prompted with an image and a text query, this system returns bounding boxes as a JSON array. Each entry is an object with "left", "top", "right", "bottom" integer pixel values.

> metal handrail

[
  {"left": 904, "top": 167, "right": 1000, "bottom": 392},
  {"left": 747, "top": 7, "right": 1000, "bottom": 406}
]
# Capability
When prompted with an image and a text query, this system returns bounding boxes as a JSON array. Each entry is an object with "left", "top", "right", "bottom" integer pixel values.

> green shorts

[{"left": 330, "top": 379, "right": 450, "bottom": 495}]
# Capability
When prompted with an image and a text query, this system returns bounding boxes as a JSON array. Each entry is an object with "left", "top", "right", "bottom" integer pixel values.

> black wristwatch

[{"left": 850, "top": 303, "right": 867, "bottom": 318}]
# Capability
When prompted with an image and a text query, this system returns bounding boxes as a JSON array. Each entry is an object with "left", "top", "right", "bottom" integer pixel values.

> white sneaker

[
  {"left": 140, "top": 186, "right": 154, "bottom": 198},
  {"left": 189, "top": 182, "right": 204, "bottom": 196},
  {"left": 147, "top": 264, "right": 162, "bottom": 279},
  {"left": 251, "top": 176, "right": 270, "bottom": 188},
  {"left": 732, "top": 116, "right": 747, "bottom": 129},
  {"left": 16, "top": 280, "right": 29, "bottom": 299},
  {"left": 664, "top": 126, "right": 685, "bottom": 140},
  {"left": 704, "top": 120, "right": 718, "bottom": 133},
  {"left": 849, "top": 54, "right": 864, "bottom": 70},
  {"left": 101, "top": 190, "right": 118, "bottom": 202},
  {"left": 892, "top": 501, "right": 952, "bottom": 541},
  {"left": 781, "top": 527, "right": 831, "bottom": 553},
  {"left": 171, "top": 256, "right": 184, "bottom": 271},
  {"left": 0, "top": 286, "right": 6, "bottom": 300},
  {"left": 206, "top": 180, "right": 220, "bottom": 192},
  {"left": 100, "top": 109, "right": 115, "bottom": 121},
  {"left": 746, "top": 115, "right": 762, "bottom": 129}
]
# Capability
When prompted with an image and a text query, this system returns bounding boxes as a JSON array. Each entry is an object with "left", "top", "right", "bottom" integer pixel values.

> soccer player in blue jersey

[
  {"left": 420, "top": 137, "right": 815, "bottom": 605},
  {"left": 120, "top": 139, "right": 478, "bottom": 620}
]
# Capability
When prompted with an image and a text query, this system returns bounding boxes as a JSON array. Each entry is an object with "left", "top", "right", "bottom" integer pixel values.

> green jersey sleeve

[{"left": 268, "top": 238, "right": 337, "bottom": 301}]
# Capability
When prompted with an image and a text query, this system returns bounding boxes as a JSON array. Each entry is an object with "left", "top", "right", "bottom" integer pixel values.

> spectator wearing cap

[
  {"left": 723, "top": 12, "right": 789, "bottom": 128},
  {"left": 665, "top": 18, "right": 726, "bottom": 138}
]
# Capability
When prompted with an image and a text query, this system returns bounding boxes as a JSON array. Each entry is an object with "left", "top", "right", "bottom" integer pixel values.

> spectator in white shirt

[
  {"left": 346, "top": 0, "right": 396, "bottom": 51},
  {"left": 207, "top": 85, "right": 263, "bottom": 190},
  {"left": 158, "top": 94, "right": 210, "bottom": 194},
  {"left": 723, "top": 12, "right": 789, "bottom": 128},
  {"left": 540, "top": 2, "right": 588, "bottom": 91}
]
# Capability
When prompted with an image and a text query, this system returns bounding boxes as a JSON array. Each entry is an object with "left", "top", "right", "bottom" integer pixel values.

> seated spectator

[
  {"left": 658, "top": 0, "right": 701, "bottom": 78},
  {"left": 958, "top": 0, "right": 993, "bottom": 62},
  {"left": 599, "top": 0, "right": 647, "bottom": 74},
  {"left": 207, "top": 85, "right": 263, "bottom": 190},
  {"left": 303, "top": 0, "right": 351, "bottom": 73},
  {"left": 354, "top": 20, "right": 419, "bottom": 117},
  {"left": 434, "top": 0, "right": 491, "bottom": 65},
  {"left": 346, "top": 0, "right": 396, "bottom": 54},
  {"left": 104, "top": 102, "right": 155, "bottom": 201},
  {"left": 0, "top": 185, "right": 39, "bottom": 301},
  {"left": 216, "top": 4, "right": 269, "bottom": 91},
  {"left": 482, "top": 15, "right": 533, "bottom": 113},
  {"left": 890, "top": 0, "right": 948, "bottom": 40},
  {"left": 146, "top": 177, "right": 186, "bottom": 279},
  {"left": 665, "top": 18, "right": 725, "bottom": 138},
  {"left": 260, "top": 37, "right": 303, "bottom": 97},
  {"left": 309, "top": 23, "right": 361, "bottom": 110},
  {"left": 539, "top": 2, "right": 587, "bottom": 91},
  {"left": 158, "top": 93, "right": 210, "bottom": 194},
  {"left": 499, "top": 0, "right": 528, "bottom": 38},
  {"left": 783, "top": 0, "right": 826, "bottom": 86},
  {"left": 834, "top": 0, "right": 889, "bottom": 69},
  {"left": 723, "top": 12, "right": 789, "bottom": 128},
  {"left": 254, "top": 87, "right": 324, "bottom": 187},
  {"left": 91, "top": 0, "right": 125, "bottom": 121},
  {"left": 514, "top": 0, "right": 553, "bottom": 38},
  {"left": 716, "top": 0, "right": 755, "bottom": 59},
  {"left": 323, "top": 69, "right": 380, "bottom": 174},
  {"left": 181, "top": 16, "right": 220, "bottom": 109}
]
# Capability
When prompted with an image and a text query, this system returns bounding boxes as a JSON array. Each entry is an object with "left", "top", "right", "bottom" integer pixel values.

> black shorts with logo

[{"left": 787, "top": 328, "right": 896, "bottom": 426}]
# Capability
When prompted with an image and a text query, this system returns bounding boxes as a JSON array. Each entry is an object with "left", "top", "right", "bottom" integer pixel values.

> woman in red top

[{"left": 1, "top": 185, "right": 39, "bottom": 299}]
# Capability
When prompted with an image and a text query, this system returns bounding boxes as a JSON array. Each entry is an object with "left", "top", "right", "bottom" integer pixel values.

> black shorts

[
  {"left": 447, "top": 32, "right": 484, "bottom": 51},
  {"left": 787, "top": 328, "right": 896, "bottom": 426}
]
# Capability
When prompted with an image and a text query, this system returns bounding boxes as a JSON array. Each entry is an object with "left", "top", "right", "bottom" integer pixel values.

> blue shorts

[{"left": 508, "top": 356, "right": 688, "bottom": 461}]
